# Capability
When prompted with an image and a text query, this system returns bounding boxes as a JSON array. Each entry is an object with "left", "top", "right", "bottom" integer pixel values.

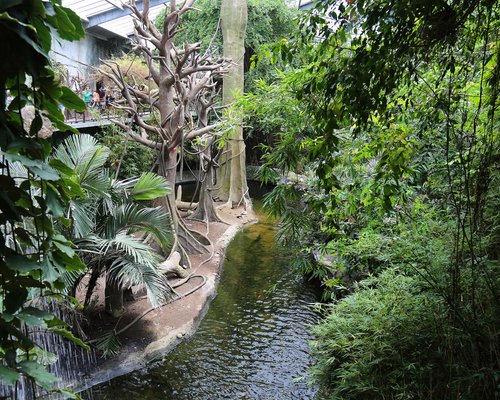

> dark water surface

[{"left": 84, "top": 207, "right": 321, "bottom": 400}]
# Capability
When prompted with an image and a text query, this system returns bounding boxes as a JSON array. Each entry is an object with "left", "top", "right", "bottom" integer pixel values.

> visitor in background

[
  {"left": 106, "top": 89, "right": 115, "bottom": 108},
  {"left": 82, "top": 85, "right": 92, "bottom": 121},
  {"left": 82, "top": 85, "right": 92, "bottom": 107},
  {"left": 90, "top": 89, "right": 100, "bottom": 109},
  {"left": 98, "top": 83, "right": 106, "bottom": 103}
]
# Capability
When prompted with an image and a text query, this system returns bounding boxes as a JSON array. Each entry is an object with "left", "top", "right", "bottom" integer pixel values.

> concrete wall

[
  {"left": 50, "top": 30, "right": 129, "bottom": 90},
  {"left": 51, "top": 32, "right": 99, "bottom": 79}
]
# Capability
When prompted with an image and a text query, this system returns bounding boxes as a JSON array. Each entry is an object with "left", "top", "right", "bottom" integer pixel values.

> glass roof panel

[{"left": 62, "top": 1, "right": 167, "bottom": 38}]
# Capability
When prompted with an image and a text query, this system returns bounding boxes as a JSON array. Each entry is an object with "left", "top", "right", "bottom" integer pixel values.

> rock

[{"left": 21, "top": 105, "right": 54, "bottom": 138}]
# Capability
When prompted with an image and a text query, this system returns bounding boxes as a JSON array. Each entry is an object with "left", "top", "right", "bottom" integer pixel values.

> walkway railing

[
  {"left": 63, "top": 105, "right": 152, "bottom": 131},
  {"left": 64, "top": 101, "right": 117, "bottom": 124}
]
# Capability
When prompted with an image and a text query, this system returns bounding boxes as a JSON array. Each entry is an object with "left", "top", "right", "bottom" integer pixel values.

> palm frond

[
  {"left": 54, "top": 134, "right": 110, "bottom": 187},
  {"left": 8, "top": 160, "right": 29, "bottom": 182},
  {"left": 95, "top": 330, "right": 121, "bottom": 358},
  {"left": 60, "top": 269, "right": 84, "bottom": 294},
  {"left": 130, "top": 172, "right": 170, "bottom": 201},
  {"left": 110, "top": 176, "right": 136, "bottom": 195},
  {"left": 103, "top": 204, "right": 172, "bottom": 251},
  {"left": 81, "top": 170, "right": 111, "bottom": 198},
  {"left": 70, "top": 199, "right": 96, "bottom": 238},
  {"left": 105, "top": 233, "right": 156, "bottom": 267},
  {"left": 108, "top": 257, "right": 174, "bottom": 307}
]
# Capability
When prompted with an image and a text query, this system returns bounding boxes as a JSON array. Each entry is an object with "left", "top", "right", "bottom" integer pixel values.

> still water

[{"left": 85, "top": 208, "right": 321, "bottom": 400}]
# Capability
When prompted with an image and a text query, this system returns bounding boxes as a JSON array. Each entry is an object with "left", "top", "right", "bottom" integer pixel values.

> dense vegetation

[
  {"left": 0, "top": 2, "right": 174, "bottom": 397},
  {"left": 158, "top": 0, "right": 298, "bottom": 91},
  {"left": 0, "top": 1, "right": 88, "bottom": 397},
  {"left": 239, "top": 0, "right": 499, "bottom": 398},
  {"left": 1, "top": 0, "right": 498, "bottom": 398}
]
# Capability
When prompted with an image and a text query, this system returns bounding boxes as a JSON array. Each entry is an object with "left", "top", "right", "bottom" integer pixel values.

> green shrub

[
  {"left": 311, "top": 265, "right": 499, "bottom": 399},
  {"left": 96, "top": 125, "right": 157, "bottom": 179}
]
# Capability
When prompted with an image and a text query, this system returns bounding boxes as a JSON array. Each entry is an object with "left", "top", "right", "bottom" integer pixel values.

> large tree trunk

[
  {"left": 220, "top": 0, "right": 250, "bottom": 208},
  {"left": 217, "top": 145, "right": 231, "bottom": 201},
  {"left": 190, "top": 162, "right": 222, "bottom": 222},
  {"left": 99, "top": 1, "right": 226, "bottom": 264},
  {"left": 158, "top": 148, "right": 208, "bottom": 264}
]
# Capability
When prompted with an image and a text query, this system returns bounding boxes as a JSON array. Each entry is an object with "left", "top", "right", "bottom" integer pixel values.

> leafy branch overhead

[{"left": 0, "top": 0, "right": 89, "bottom": 397}]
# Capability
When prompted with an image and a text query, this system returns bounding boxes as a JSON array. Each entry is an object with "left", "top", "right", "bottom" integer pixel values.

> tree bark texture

[
  {"left": 98, "top": 0, "right": 230, "bottom": 263},
  {"left": 220, "top": 0, "right": 250, "bottom": 208}
]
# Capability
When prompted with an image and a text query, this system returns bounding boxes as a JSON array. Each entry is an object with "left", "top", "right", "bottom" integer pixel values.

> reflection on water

[{"left": 84, "top": 205, "right": 320, "bottom": 400}]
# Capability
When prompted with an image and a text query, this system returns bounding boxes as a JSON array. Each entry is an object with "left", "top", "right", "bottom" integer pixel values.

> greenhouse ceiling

[{"left": 62, "top": 0, "right": 167, "bottom": 39}]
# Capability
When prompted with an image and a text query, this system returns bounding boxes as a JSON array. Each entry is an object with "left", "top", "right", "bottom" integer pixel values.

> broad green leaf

[
  {"left": 32, "top": 18, "right": 52, "bottom": 52},
  {"left": 0, "top": 13, "right": 46, "bottom": 58},
  {"left": 1, "top": 151, "right": 60, "bottom": 181},
  {"left": 59, "top": 86, "right": 86, "bottom": 112},
  {"left": 53, "top": 241, "right": 75, "bottom": 258},
  {"left": 0, "top": 191, "right": 21, "bottom": 221},
  {"left": 55, "top": 5, "right": 85, "bottom": 40},
  {"left": 5, "top": 255, "right": 40, "bottom": 273},
  {"left": 18, "top": 360, "right": 59, "bottom": 389},
  {"left": 3, "top": 287, "right": 28, "bottom": 314},
  {"left": 16, "top": 307, "right": 54, "bottom": 328},
  {"left": 41, "top": 256, "right": 60, "bottom": 283},
  {"left": 16, "top": 313, "right": 47, "bottom": 327},
  {"left": 61, "top": 177, "right": 87, "bottom": 198},
  {"left": 49, "top": 159, "right": 75, "bottom": 176},
  {"left": 51, "top": 328, "right": 89, "bottom": 350},
  {"left": 46, "top": 186, "right": 65, "bottom": 218},
  {"left": 131, "top": 172, "right": 170, "bottom": 201},
  {"left": 0, "top": 365, "right": 20, "bottom": 385}
]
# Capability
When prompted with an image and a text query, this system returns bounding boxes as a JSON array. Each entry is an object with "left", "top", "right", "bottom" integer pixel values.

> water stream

[{"left": 84, "top": 205, "right": 321, "bottom": 399}]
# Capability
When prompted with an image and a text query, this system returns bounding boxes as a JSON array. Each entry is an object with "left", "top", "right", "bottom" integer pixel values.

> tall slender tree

[{"left": 219, "top": 0, "right": 251, "bottom": 208}]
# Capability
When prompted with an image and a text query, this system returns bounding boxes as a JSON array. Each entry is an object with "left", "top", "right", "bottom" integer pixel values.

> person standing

[
  {"left": 82, "top": 85, "right": 92, "bottom": 106},
  {"left": 90, "top": 90, "right": 100, "bottom": 113},
  {"left": 82, "top": 85, "right": 92, "bottom": 120}
]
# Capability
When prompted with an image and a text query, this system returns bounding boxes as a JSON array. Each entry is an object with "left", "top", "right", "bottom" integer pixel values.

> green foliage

[
  {"left": 94, "top": 331, "right": 121, "bottom": 358},
  {"left": 97, "top": 125, "right": 156, "bottom": 180},
  {"left": 312, "top": 269, "right": 448, "bottom": 399},
  {"left": 130, "top": 172, "right": 170, "bottom": 201},
  {"left": 53, "top": 134, "right": 174, "bottom": 310},
  {"left": 167, "top": 0, "right": 297, "bottom": 55},
  {"left": 312, "top": 255, "right": 499, "bottom": 399},
  {"left": 0, "top": 1, "right": 88, "bottom": 396},
  {"left": 156, "top": 0, "right": 298, "bottom": 91},
  {"left": 54, "top": 134, "right": 172, "bottom": 316},
  {"left": 245, "top": 0, "right": 500, "bottom": 398}
]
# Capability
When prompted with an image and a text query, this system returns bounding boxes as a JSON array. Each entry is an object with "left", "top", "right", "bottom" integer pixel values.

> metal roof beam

[
  {"left": 104, "top": 0, "right": 123, "bottom": 9},
  {"left": 87, "top": 0, "right": 166, "bottom": 27}
]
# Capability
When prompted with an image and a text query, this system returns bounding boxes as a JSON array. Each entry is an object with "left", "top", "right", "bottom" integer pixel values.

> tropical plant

[
  {"left": 242, "top": 0, "right": 499, "bottom": 397},
  {"left": 97, "top": 124, "right": 157, "bottom": 180},
  {"left": 311, "top": 268, "right": 450, "bottom": 399},
  {"left": 97, "top": 0, "right": 230, "bottom": 266},
  {"left": 0, "top": 1, "right": 90, "bottom": 398},
  {"left": 53, "top": 134, "right": 174, "bottom": 318},
  {"left": 158, "top": 0, "right": 299, "bottom": 91}
]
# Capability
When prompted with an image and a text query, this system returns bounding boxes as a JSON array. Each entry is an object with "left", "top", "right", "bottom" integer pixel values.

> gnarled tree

[{"left": 98, "top": 0, "right": 229, "bottom": 266}]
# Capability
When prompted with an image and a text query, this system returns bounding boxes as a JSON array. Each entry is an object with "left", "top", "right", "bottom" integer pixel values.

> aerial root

[{"left": 87, "top": 274, "right": 207, "bottom": 346}]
